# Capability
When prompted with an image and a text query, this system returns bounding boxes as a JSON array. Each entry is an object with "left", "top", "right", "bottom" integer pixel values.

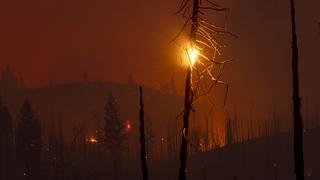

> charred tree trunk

[
  {"left": 139, "top": 86, "right": 149, "bottom": 180},
  {"left": 289, "top": 0, "right": 304, "bottom": 180},
  {"left": 179, "top": 1, "right": 198, "bottom": 179},
  {"left": 179, "top": 67, "right": 192, "bottom": 180}
]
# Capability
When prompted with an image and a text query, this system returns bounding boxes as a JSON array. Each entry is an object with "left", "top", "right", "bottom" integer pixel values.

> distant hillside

[
  {"left": 24, "top": 82, "right": 182, "bottom": 145},
  {"left": 151, "top": 127, "right": 320, "bottom": 180}
]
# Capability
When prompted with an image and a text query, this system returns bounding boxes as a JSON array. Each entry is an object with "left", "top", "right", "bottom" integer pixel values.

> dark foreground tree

[
  {"left": 178, "top": 0, "right": 199, "bottom": 178},
  {"left": 0, "top": 97, "right": 13, "bottom": 179},
  {"left": 139, "top": 86, "right": 149, "bottom": 180},
  {"left": 16, "top": 100, "right": 42, "bottom": 180},
  {"left": 289, "top": 0, "right": 304, "bottom": 180},
  {"left": 174, "top": 0, "right": 232, "bottom": 178}
]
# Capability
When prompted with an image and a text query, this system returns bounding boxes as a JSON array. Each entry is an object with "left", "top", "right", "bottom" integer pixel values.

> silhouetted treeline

[{"left": 0, "top": 92, "right": 320, "bottom": 179}]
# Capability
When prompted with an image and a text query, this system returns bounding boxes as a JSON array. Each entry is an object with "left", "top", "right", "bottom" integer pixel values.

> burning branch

[{"left": 173, "top": 0, "right": 235, "bottom": 179}]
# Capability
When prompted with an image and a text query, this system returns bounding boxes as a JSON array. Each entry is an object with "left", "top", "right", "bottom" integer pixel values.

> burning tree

[{"left": 173, "top": 0, "right": 234, "bottom": 179}]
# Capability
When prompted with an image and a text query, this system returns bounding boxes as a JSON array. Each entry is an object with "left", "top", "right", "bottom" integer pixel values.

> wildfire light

[{"left": 186, "top": 46, "right": 199, "bottom": 67}]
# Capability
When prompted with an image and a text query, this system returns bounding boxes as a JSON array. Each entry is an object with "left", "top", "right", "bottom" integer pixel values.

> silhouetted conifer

[
  {"left": 16, "top": 100, "right": 42, "bottom": 180},
  {"left": 104, "top": 92, "right": 124, "bottom": 150},
  {"left": 0, "top": 97, "right": 13, "bottom": 179}
]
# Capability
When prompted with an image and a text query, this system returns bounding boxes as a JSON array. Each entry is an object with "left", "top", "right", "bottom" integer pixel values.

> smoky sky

[{"left": 0, "top": 0, "right": 319, "bottom": 112}]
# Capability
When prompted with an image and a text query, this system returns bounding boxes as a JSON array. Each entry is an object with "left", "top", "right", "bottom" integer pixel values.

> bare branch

[
  {"left": 205, "top": 0, "right": 221, "bottom": 7},
  {"left": 199, "top": 6, "right": 228, "bottom": 12},
  {"left": 200, "top": 20, "right": 225, "bottom": 31},
  {"left": 213, "top": 59, "right": 234, "bottom": 64},
  {"left": 175, "top": 0, "right": 190, "bottom": 15},
  {"left": 171, "top": 18, "right": 190, "bottom": 42}
]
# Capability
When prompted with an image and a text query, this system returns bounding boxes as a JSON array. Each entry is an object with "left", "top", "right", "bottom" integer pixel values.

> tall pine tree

[
  {"left": 16, "top": 99, "right": 42, "bottom": 180},
  {"left": 103, "top": 92, "right": 125, "bottom": 179},
  {"left": 104, "top": 92, "right": 124, "bottom": 151},
  {"left": 0, "top": 97, "right": 13, "bottom": 179}
]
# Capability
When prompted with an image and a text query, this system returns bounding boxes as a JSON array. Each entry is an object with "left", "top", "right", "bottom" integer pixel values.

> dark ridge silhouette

[{"left": 151, "top": 128, "right": 320, "bottom": 180}]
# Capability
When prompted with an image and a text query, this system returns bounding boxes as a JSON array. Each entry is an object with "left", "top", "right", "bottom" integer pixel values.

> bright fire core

[{"left": 187, "top": 47, "right": 199, "bottom": 67}]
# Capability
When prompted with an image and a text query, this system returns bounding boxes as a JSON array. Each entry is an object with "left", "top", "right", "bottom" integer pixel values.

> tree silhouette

[
  {"left": 174, "top": 0, "right": 232, "bottom": 178},
  {"left": 0, "top": 97, "right": 13, "bottom": 179},
  {"left": 139, "top": 86, "right": 149, "bottom": 180},
  {"left": 104, "top": 92, "right": 124, "bottom": 150},
  {"left": 103, "top": 92, "right": 125, "bottom": 178},
  {"left": 289, "top": 0, "right": 304, "bottom": 179},
  {"left": 16, "top": 100, "right": 42, "bottom": 180}
]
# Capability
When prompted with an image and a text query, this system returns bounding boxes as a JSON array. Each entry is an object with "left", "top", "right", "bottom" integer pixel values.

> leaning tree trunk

[
  {"left": 289, "top": 0, "right": 304, "bottom": 180},
  {"left": 178, "top": 0, "right": 199, "bottom": 180},
  {"left": 139, "top": 86, "right": 149, "bottom": 180}
]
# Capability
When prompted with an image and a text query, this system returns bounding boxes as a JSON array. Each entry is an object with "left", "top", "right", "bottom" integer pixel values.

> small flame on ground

[
  {"left": 125, "top": 120, "right": 132, "bottom": 132},
  {"left": 87, "top": 137, "right": 98, "bottom": 144}
]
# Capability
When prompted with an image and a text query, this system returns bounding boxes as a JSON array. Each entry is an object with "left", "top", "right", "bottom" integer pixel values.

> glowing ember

[
  {"left": 126, "top": 123, "right": 131, "bottom": 130},
  {"left": 87, "top": 137, "right": 98, "bottom": 143},
  {"left": 125, "top": 120, "right": 132, "bottom": 132},
  {"left": 90, "top": 138, "right": 98, "bottom": 143}
]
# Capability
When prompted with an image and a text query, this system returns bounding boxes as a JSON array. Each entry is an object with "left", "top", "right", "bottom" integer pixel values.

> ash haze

[
  {"left": 1, "top": 0, "right": 319, "bottom": 102},
  {"left": 0, "top": 0, "right": 320, "bottom": 179}
]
